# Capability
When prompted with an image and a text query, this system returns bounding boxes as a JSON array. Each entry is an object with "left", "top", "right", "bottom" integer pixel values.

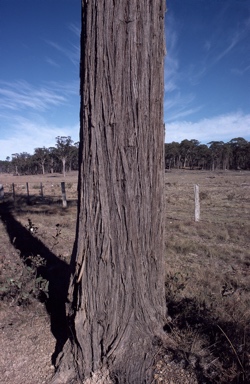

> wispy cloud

[
  {"left": 164, "top": 5, "right": 249, "bottom": 128},
  {"left": 0, "top": 78, "right": 80, "bottom": 159},
  {"left": 164, "top": 13, "right": 179, "bottom": 94},
  {"left": 44, "top": 22, "right": 80, "bottom": 68},
  {"left": 213, "top": 33, "right": 241, "bottom": 65},
  {"left": 165, "top": 112, "right": 250, "bottom": 144},
  {"left": 175, "top": 13, "right": 250, "bottom": 87},
  {"left": 45, "top": 57, "right": 60, "bottom": 68},
  {"left": 207, "top": 16, "right": 250, "bottom": 68},
  {"left": 68, "top": 23, "right": 81, "bottom": 37},
  {"left": 164, "top": 13, "right": 202, "bottom": 123},
  {"left": 46, "top": 39, "right": 80, "bottom": 67},
  {"left": 204, "top": 41, "right": 211, "bottom": 52},
  {"left": 0, "top": 117, "right": 79, "bottom": 160},
  {"left": 165, "top": 54, "right": 179, "bottom": 93},
  {"left": 0, "top": 80, "right": 78, "bottom": 113},
  {"left": 231, "top": 65, "right": 250, "bottom": 76},
  {"left": 164, "top": 92, "right": 203, "bottom": 121},
  {"left": 0, "top": 7, "right": 81, "bottom": 161}
]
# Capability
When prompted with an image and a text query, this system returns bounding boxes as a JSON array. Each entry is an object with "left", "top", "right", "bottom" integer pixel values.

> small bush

[{"left": 199, "top": 191, "right": 209, "bottom": 200}]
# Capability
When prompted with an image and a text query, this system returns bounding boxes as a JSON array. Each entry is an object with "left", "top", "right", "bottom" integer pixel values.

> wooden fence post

[
  {"left": 61, "top": 182, "right": 67, "bottom": 208},
  {"left": 194, "top": 184, "right": 200, "bottom": 222},
  {"left": 26, "top": 182, "right": 30, "bottom": 202},
  {"left": 0, "top": 184, "right": 4, "bottom": 201},
  {"left": 12, "top": 183, "right": 15, "bottom": 201},
  {"left": 40, "top": 182, "right": 44, "bottom": 198}
]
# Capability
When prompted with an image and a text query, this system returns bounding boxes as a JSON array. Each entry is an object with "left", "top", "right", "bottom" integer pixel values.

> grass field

[
  {"left": 0, "top": 169, "right": 249, "bottom": 383},
  {"left": 165, "top": 169, "right": 250, "bottom": 383}
]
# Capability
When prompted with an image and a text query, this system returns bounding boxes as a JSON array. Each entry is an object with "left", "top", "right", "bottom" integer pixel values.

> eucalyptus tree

[
  {"left": 0, "top": 157, "right": 11, "bottom": 173},
  {"left": 55, "top": 136, "right": 74, "bottom": 177},
  {"left": 229, "top": 137, "right": 248, "bottom": 170},
  {"left": 48, "top": 147, "right": 58, "bottom": 174},
  {"left": 221, "top": 143, "right": 232, "bottom": 171},
  {"left": 188, "top": 139, "right": 200, "bottom": 169},
  {"left": 196, "top": 144, "right": 210, "bottom": 170},
  {"left": 207, "top": 141, "right": 225, "bottom": 171},
  {"left": 67, "top": 142, "right": 79, "bottom": 172},
  {"left": 11, "top": 152, "right": 33, "bottom": 175},
  {"left": 246, "top": 142, "right": 250, "bottom": 169},
  {"left": 165, "top": 141, "right": 180, "bottom": 169},
  {"left": 11, "top": 153, "right": 19, "bottom": 175},
  {"left": 34, "top": 147, "right": 49, "bottom": 174},
  {"left": 180, "top": 139, "right": 199, "bottom": 168},
  {"left": 52, "top": 1, "right": 166, "bottom": 383}
]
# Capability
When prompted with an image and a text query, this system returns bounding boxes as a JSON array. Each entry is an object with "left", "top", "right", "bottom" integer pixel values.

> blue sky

[
  {"left": 0, "top": 0, "right": 249, "bottom": 160},
  {"left": 165, "top": 0, "right": 250, "bottom": 144},
  {"left": 0, "top": 0, "right": 81, "bottom": 160}
]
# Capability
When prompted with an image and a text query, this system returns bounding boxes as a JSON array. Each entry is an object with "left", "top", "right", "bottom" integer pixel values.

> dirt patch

[
  {"left": 0, "top": 174, "right": 75, "bottom": 384},
  {"left": 0, "top": 229, "right": 55, "bottom": 384},
  {"left": 0, "top": 302, "right": 55, "bottom": 384}
]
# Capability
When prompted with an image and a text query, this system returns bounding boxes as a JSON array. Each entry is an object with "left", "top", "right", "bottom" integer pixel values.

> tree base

[
  {"left": 51, "top": 368, "right": 112, "bottom": 384},
  {"left": 50, "top": 329, "right": 175, "bottom": 384}
]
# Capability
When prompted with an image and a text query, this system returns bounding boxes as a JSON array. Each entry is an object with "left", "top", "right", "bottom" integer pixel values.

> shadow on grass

[
  {"left": 0, "top": 201, "right": 72, "bottom": 365},
  {"left": 164, "top": 297, "right": 249, "bottom": 383},
  {"left": 3, "top": 192, "right": 78, "bottom": 209}
]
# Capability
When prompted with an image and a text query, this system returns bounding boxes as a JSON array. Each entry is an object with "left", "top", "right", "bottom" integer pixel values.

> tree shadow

[
  {"left": 164, "top": 297, "right": 249, "bottom": 383},
  {"left": 0, "top": 201, "right": 72, "bottom": 364},
  {"left": 3, "top": 192, "right": 78, "bottom": 209}
]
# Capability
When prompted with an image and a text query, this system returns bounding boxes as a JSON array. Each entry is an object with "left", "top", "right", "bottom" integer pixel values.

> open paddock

[{"left": 0, "top": 169, "right": 250, "bottom": 383}]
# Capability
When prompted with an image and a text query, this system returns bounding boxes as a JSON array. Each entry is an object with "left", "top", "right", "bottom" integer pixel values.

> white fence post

[
  {"left": 61, "top": 182, "right": 67, "bottom": 208},
  {"left": 194, "top": 184, "right": 200, "bottom": 222}
]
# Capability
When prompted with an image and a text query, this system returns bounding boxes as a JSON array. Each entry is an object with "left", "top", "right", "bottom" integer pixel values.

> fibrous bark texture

[{"left": 53, "top": 1, "right": 166, "bottom": 383}]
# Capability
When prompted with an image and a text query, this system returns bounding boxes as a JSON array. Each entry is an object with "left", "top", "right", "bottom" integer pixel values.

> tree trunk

[{"left": 52, "top": 1, "right": 166, "bottom": 383}]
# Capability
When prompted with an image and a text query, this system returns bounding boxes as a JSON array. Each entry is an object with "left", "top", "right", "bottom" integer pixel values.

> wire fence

[
  {"left": 1, "top": 171, "right": 250, "bottom": 224},
  {"left": 1, "top": 181, "right": 78, "bottom": 207},
  {"left": 165, "top": 174, "right": 250, "bottom": 224}
]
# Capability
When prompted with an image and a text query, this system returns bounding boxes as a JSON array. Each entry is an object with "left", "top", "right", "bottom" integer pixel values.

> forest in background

[
  {"left": 0, "top": 136, "right": 250, "bottom": 175},
  {"left": 0, "top": 136, "right": 79, "bottom": 176},
  {"left": 165, "top": 137, "right": 250, "bottom": 171}
]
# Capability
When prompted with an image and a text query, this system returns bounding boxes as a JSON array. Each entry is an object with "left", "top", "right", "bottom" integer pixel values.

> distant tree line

[
  {"left": 0, "top": 136, "right": 79, "bottom": 176},
  {"left": 1, "top": 136, "right": 250, "bottom": 175},
  {"left": 165, "top": 137, "right": 250, "bottom": 171}
]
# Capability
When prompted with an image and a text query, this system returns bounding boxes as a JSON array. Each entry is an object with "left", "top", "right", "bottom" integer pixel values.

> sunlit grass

[{"left": 165, "top": 170, "right": 250, "bottom": 382}]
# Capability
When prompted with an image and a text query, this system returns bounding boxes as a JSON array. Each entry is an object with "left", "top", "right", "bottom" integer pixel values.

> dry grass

[
  {"left": 165, "top": 169, "right": 250, "bottom": 383},
  {"left": 0, "top": 170, "right": 250, "bottom": 382}
]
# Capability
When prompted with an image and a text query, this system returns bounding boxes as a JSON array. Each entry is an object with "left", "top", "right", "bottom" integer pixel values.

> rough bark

[{"left": 52, "top": 1, "right": 166, "bottom": 383}]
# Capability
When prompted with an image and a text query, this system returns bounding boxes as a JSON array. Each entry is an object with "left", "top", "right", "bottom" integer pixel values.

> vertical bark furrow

[{"left": 55, "top": 1, "right": 166, "bottom": 383}]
